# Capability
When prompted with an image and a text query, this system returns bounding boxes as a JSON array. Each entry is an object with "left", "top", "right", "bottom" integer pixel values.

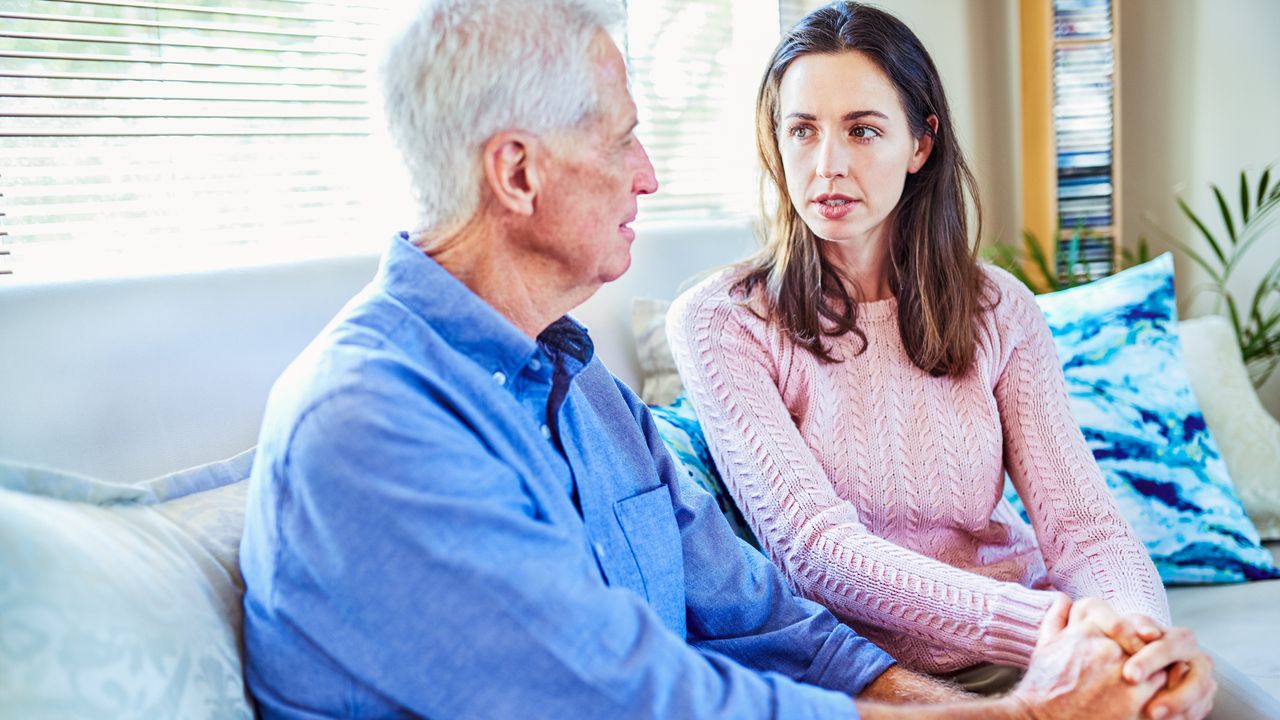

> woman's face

[{"left": 776, "top": 50, "right": 933, "bottom": 253}]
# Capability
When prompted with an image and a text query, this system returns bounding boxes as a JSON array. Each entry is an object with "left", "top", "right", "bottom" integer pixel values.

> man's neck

[{"left": 418, "top": 221, "right": 587, "bottom": 340}]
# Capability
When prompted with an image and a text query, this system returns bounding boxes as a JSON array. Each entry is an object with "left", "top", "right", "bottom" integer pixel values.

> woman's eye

[
  {"left": 851, "top": 125, "right": 882, "bottom": 139},
  {"left": 789, "top": 126, "right": 812, "bottom": 139}
]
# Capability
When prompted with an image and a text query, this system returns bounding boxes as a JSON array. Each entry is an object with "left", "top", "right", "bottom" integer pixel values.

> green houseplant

[
  {"left": 1157, "top": 167, "right": 1280, "bottom": 387},
  {"left": 982, "top": 228, "right": 1150, "bottom": 295}
]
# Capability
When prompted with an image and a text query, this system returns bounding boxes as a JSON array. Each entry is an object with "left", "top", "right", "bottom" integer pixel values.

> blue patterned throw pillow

[
  {"left": 649, "top": 395, "right": 758, "bottom": 547},
  {"left": 1003, "top": 253, "right": 1279, "bottom": 584}
]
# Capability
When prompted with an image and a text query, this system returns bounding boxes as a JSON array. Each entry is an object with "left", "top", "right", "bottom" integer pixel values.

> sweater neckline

[{"left": 854, "top": 295, "right": 897, "bottom": 322}]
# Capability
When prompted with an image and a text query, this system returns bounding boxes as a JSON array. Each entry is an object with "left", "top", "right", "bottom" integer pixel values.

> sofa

[{"left": 1, "top": 219, "right": 1277, "bottom": 717}]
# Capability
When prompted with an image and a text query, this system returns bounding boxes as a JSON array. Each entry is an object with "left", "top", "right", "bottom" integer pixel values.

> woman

[{"left": 668, "top": 2, "right": 1216, "bottom": 714}]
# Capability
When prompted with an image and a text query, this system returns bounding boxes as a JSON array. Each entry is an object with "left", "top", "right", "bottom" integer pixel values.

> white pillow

[
  {"left": 1179, "top": 316, "right": 1280, "bottom": 539},
  {"left": 0, "top": 451, "right": 255, "bottom": 718},
  {"left": 631, "top": 297, "right": 685, "bottom": 406}
]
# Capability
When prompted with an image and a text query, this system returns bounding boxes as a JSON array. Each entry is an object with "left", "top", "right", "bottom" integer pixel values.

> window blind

[
  {"left": 0, "top": 0, "right": 406, "bottom": 278},
  {"left": 2, "top": 0, "right": 803, "bottom": 279},
  {"left": 625, "top": 0, "right": 786, "bottom": 222}
]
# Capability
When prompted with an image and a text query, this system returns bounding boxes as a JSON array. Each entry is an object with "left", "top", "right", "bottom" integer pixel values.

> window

[
  {"left": 1, "top": 0, "right": 804, "bottom": 280},
  {"left": 0, "top": 0, "right": 410, "bottom": 280},
  {"left": 625, "top": 0, "right": 784, "bottom": 221}
]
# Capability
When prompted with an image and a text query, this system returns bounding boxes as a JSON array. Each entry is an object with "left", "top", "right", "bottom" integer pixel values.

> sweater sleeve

[
  {"left": 990, "top": 271, "right": 1171, "bottom": 626},
  {"left": 667, "top": 279, "right": 1059, "bottom": 668}
]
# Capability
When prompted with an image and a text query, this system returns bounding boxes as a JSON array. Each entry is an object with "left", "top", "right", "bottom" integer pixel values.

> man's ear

[
  {"left": 908, "top": 114, "right": 939, "bottom": 174},
  {"left": 482, "top": 131, "right": 540, "bottom": 216}
]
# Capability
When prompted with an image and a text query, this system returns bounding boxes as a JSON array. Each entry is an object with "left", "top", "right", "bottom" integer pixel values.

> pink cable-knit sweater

[{"left": 667, "top": 264, "right": 1170, "bottom": 673}]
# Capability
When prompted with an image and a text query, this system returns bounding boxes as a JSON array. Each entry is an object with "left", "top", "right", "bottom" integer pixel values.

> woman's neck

[{"left": 824, "top": 233, "right": 893, "bottom": 302}]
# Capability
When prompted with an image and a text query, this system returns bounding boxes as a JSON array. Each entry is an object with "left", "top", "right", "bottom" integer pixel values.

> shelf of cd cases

[{"left": 1051, "top": 0, "right": 1117, "bottom": 279}]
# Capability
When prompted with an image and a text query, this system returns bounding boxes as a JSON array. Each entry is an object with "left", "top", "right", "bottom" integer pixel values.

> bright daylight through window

[{"left": 0, "top": 0, "right": 802, "bottom": 280}]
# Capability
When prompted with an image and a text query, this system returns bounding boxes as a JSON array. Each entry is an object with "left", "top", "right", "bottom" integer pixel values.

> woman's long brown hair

[{"left": 735, "top": 1, "right": 992, "bottom": 375}]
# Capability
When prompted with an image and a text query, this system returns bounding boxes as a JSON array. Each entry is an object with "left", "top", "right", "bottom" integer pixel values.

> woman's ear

[
  {"left": 482, "top": 131, "right": 540, "bottom": 216},
  {"left": 908, "top": 114, "right": 940, "bottom": 174}
]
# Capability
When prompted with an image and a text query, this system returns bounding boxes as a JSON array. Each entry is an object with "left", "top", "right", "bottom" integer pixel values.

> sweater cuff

[{"left": 983, "top": 586, "right": 1057, "bottom": 666}]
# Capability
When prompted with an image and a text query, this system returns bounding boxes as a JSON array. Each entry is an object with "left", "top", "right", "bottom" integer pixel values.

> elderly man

[{"left": 238, "top": 1, "right": 1179, "bottom": 718}]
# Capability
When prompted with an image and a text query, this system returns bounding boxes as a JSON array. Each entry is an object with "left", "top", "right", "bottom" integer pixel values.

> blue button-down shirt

[{"left": 240, "top": 233, "right": 894, "bottom": 719}]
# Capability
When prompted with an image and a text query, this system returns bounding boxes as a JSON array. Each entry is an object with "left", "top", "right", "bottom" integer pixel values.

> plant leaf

[
  {"left": 1259, "top": 167, "right": 1273, "bottom": 211},
  {"left": 1223, "top": 203, "right": 1280, "bottom": 281},
  {"left": 1214, "top": 184, "right": 1238, "bottom": 245},
  {"left": 1177, "top": 196, "right": 1227, "bottom": 266},
  {"left": 1241, "top": 171, "right": 1252, "bottom": 224},
  {"left": 1154, "top": 226, "right": 1222, "bottom": 282},
  {"left": 1225, "top": 293, "right": 1246, "bottom": 353}
]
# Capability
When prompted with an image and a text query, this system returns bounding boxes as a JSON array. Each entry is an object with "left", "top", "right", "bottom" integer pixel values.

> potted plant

[{"left": 1154, "top": 167, "right": 1280, "bottom": 387}]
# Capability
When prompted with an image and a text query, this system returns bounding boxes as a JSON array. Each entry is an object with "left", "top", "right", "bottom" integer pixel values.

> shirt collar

[{"left": 377, "top": 232, "right": 595, "bottom": 380}]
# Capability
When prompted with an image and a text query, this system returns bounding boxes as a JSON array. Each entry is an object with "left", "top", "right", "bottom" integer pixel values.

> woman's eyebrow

[{"left": 782, "top": 110, "right": 890, "bottom": 121}]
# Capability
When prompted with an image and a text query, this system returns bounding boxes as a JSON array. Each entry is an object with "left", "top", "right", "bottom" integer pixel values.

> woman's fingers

[
  {"left": 1037, "top": 592, "right": 1072, "bottom": 646},
  {"left": 1068, "top": 597, "right": 1158, "bottom": 658}
]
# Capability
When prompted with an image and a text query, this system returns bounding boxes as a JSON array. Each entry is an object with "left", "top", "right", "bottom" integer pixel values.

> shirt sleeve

[
  {"left": 667, "top": 281, "right": 1060, "bottom": 668},
  {"left": 991, "top": 275, "right": 1171, "bottom": 626},
  {"left": 615, "top": 377, "right": 896, "bottom": 697},
  {"left": 259, "top": 360, "right": 878, "bottom": 720}
]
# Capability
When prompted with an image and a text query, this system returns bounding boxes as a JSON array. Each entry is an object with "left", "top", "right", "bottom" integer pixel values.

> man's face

[{"left": 533, "top": 32, "right": 659, "bottom": 295}]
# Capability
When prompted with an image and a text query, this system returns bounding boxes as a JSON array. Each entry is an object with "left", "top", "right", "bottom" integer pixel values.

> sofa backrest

[{"left": 0, "top": 220, "right": 755, "bottom": 482}]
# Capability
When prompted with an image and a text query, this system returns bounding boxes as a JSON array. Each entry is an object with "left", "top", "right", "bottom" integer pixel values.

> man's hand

[
  {"left": 1067, "top": 596, "right": 1216, "bottom": 720},
  {"left": 1009, "top": 595, "right": 1166, "bottom": 720},
  {"left": 1124, "top": 626, "right": 1216, "bottom": 720}
]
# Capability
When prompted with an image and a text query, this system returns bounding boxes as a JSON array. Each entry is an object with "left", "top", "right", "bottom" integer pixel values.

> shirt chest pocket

[{"left": 613, "top": 485, "right": 686, "bottom": 635}]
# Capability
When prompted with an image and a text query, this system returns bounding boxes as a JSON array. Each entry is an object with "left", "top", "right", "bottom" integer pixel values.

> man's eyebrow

[{"left": 783, "top": 110, "right": 890, "bottom": 122}]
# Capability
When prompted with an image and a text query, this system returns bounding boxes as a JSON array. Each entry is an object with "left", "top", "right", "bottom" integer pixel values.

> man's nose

[{"left": 631, "top": 140, "right": 659, "bottom": 195}]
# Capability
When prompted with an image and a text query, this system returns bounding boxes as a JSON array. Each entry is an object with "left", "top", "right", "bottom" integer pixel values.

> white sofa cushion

[
  {"left": 1178, "top": 315, "right": 1280, "bottom": 540},
  {"left": 0, "top": 451, "right": 254, "bottom": 719}
]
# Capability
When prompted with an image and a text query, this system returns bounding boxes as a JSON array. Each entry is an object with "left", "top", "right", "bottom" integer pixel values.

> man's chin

[{"left": 602, "top": 253, "right": 633, "bottom": 284}]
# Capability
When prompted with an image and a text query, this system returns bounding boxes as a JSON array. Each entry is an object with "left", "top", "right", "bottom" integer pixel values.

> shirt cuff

[
  {"left": 799, "top": 622, "right": 897, "bottom": 697},
  {"left": 775, "top": 680, "right": 862, "bottom": 720}
]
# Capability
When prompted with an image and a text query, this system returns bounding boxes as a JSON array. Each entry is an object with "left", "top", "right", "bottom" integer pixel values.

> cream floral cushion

[
  {"left": 1179, "top": 315, "right": 1280, "bottom": 540},
  {"left": 0, "top": 450, "right": 254, "bottom": 719},
  {"left": 631, "top": 297, "right": 685, "bottom": 406}
]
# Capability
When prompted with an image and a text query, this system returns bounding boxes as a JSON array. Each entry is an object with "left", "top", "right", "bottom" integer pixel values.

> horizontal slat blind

[
  {"left": 3, "top": 0, "right": 796, "bottom": 279},
  {"left": 626, "top": 0, "right": 782, "bottom": 221},
  {"left": 0, "top": 0, "right": 404, "bottom": 278}
]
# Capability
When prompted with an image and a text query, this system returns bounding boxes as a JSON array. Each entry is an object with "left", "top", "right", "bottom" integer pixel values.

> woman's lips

[{"left": 814, "top": 195, "right": 856, "bottom": 220}]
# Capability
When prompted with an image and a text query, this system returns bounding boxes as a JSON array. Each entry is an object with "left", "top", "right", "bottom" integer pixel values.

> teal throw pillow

[
  {"left": 649, "top": 395, "right": 758, "bottom": 548},
  {"left": 1004, "top": 254, "right": 1279, "bottom": 584}
]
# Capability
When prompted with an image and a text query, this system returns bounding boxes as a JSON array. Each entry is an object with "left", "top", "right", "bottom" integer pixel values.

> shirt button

[
  {"left": 529, "top": 358, "right": 541, "bottom": 371},
  {"left": 593, "top": 542, "right": 606, "bottom": 560},
  {"left": 492, "top": 370, "right": 506, "bottom": 385},
  {"left": 540, "top": 424, "right": 551, "bottom": 439}
]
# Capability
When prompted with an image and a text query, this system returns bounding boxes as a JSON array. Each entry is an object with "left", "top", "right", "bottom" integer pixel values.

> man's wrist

[{"left": 995, "top": 690, "right": 1037, "bottom": 720}]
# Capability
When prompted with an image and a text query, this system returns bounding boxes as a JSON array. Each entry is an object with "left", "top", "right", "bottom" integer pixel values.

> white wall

[{"left": 1118, "top": 0, "right": 1280, "bottom": 417}]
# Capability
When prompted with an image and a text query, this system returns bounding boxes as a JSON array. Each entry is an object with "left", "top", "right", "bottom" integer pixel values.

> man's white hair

[{"left": 381, "top": 0, "right": 625, "bottom": 232}]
